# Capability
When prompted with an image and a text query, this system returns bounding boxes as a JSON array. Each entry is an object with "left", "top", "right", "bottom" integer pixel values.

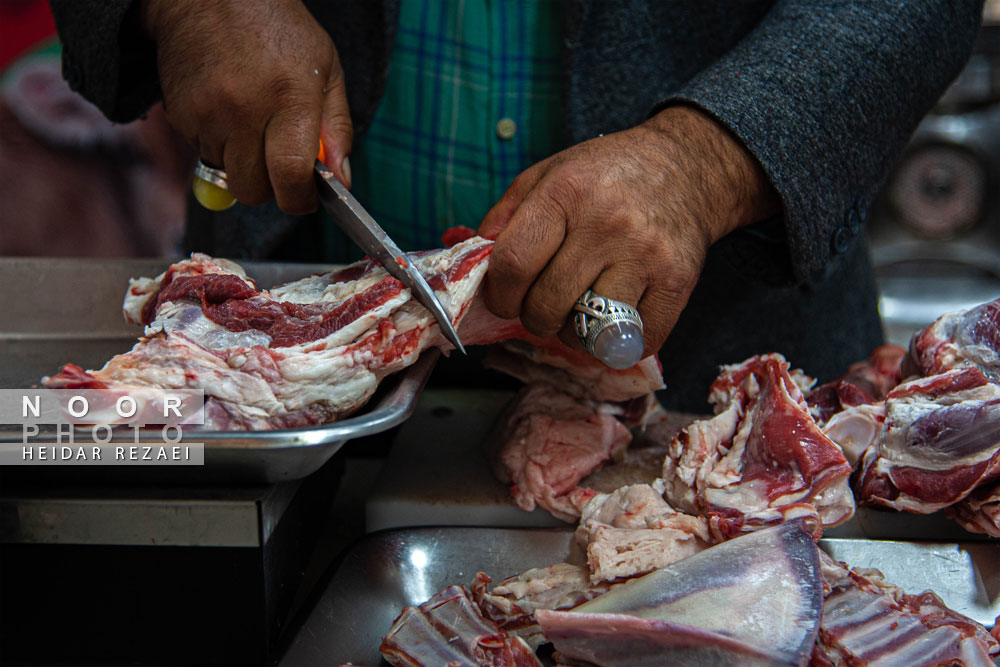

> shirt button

[
  {"left": 496, "top": 117, "right": 517, "bottom": 141},
  {"left": 831, "top": 226, "right": 852, "bottom": 254}
]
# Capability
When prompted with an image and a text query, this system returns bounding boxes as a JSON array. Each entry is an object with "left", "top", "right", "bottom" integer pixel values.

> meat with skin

[
  {"left": 575, "top": 483, "right": 712, "bottom": 584},
  {"left": 489, "top": 383, "right": 632, "bottom": 522},
  {"left": 807, "top": 344, "right": 906, "bottom": 425},
  {"left": 661, "top": 354, "right": 855, "bottom": 540},
  {"left": 811, "top": 552, "right": 999, "bottom": 666},
  {"left": 379, "top": 584, "right": 541, "bottom": 667},
  {"left": 471, "top": 565, "right": 614, "bottom": 650},
  {"left": 857, "top": 367, "right": 1000, "bottom": 513},
  {"left": 45, "top": 237, "right": 663, "bottom": 429},
  {"left": 944, "top": 480, "right": 1000, "bottom": 537},
  {"left": 536, "top": 522, "right": 824, "bottom": 667},
  {"left": 909, "top": 297, "right": 1000, "bottom": 380}
]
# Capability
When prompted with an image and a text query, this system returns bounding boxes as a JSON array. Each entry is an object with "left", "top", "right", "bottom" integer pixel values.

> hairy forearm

[{"left": 642, "top": 105, "right": 780, "bottom": 245}]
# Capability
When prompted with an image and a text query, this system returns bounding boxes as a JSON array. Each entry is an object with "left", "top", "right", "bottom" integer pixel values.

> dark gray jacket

[{"left": 50, "top": 0, "right": 983, "bottom": 410}]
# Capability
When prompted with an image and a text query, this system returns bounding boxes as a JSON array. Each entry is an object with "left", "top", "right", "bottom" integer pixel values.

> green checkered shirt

[{"left": 324, "top": 0, "right": 565, "bottom": 262}]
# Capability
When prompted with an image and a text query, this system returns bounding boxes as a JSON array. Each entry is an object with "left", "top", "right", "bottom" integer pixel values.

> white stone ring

[{"left": 573, "top": 290, "right": 645, "bottom": 369}]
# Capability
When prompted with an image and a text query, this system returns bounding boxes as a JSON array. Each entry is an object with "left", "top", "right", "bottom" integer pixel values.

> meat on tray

[
  {"left": 661, "top": 353, "right": 855, "bottom": 540},
  {"left": 42, "top": 235, "right": 663, "bottom": 430},
  {"left": 535, "top": 521, "right": 824, "bottom": 667},
  {"left": 379, "top": 584, "right": 541, "bottom": 667},
  {"left": 813, "top": 551, "right": 999, "bottom": 666},
  {"left": 943, "top": 479, "right": 1000, "bottom": 537},
  {"left": 488, "top": 382, "right": 667, "bottom": 522},
  {"left": 380, "top": 299, "right": 1000, "bottom": 666},
  {"left": 856, "top": 367, "right": 1000, "bottom": 513}
]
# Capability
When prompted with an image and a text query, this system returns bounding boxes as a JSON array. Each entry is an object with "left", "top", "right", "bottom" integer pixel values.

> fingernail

[{"left": 341, "top": 156, "right": 352, "bottom": 189}]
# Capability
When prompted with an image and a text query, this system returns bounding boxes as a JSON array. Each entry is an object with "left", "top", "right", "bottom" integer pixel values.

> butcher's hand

[
  {"left": 478, "top": 106, "right": 780, "bottom": 357},
  {"left": 141, "top": 0, "right": 352, "bottom": 214}
]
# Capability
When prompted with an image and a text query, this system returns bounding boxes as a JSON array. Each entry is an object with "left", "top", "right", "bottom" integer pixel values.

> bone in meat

[
  {"left": 44, "top": 236, "right": 662, "bottom": 429},
  {"left": 575, "top": 483, "right": 712, "bottom": 584},
  {"left": 857, "top": 367, "right": 1000, "bottom": 513},
  {"left": 471, "top": 564, "right": 614, "bottom": 650},
  {"left": 536, "top": 521, "right": 823, "bottom": 667},
  {"left": 908, "top": 297, "right": 1000, "bottom": 380},
  {"left": 811, "top": 552, "right": 999, "bottom": 666},
  {"left": 380, "top": 584, "right": 541, "bottom": 667},
  {"left": 661, "top": 354, "right": 854, "bottom": 540},
  {"left": 944, "top": 479, "right": 1000, "bottom": 537},
  {"left": 806, "top": 344, "right": 906, "bottom": 425}
]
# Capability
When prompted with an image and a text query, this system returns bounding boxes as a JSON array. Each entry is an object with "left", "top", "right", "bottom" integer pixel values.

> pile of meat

[
  {"left": 381, "top": 297, "right": 1000, "bottom": 666},
  {"left": 491, "top": 297, "right": 1000, "bottom": 539},
  {"left": 42, "top": 234, "right": 662, "bottom": 429}
]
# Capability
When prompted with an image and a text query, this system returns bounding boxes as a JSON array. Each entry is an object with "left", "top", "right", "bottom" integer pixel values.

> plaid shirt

[{"left": 325, "top": 0, "right": 565, "bottom": 262}]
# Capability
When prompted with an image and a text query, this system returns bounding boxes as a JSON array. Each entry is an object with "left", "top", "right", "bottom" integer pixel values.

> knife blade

[{"left": 314, "top": 160, "right": 466, "bottom": 354}]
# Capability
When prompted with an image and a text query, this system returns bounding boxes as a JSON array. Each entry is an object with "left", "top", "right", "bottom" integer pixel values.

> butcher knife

[{"left": 313, "top": 159, "right": 466, "bottom": 354}]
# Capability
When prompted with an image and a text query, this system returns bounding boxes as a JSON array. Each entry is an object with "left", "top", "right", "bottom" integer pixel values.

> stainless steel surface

[
  {"left": 279, "top": 527, "right": 1000, "bottom": 666},
  {"left": 877, "top": 273, "right": 1000, "bottom": 347},
  {"left": 0, "top": 481, "right": 300, "bottom": 546},
  {"left": 821, "top": 538, "right": 999, "bottom": 625},
  {"left": 314, "top": 159, "right": 465, "bottom": 354},
  {"left": 0, "top": 257, "right": 439, "bottom": 483}
]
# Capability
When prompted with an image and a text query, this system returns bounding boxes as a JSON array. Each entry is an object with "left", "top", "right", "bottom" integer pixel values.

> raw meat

[
  {"left": 812, "top": 552, "right": 999, "bottom": 666},
  {"left": 536, "top": 521, "right": 823, "bottom": 667},
  {"left": 482, "top": 337, "right": 665, "bottom": 402},
  {"left": 806, "top": 344, "right": 906, "bottom": 425},
  {"left": 944, "top": 480, "right": 1000, "bottom": 537},
  {"left": 909, "top": 297, "right": 1000, "bottom": 380},
  {"left": 575, "top": 483, "right": 711, "bottom": 583},
  {"left": 471, "top": 565, "right": 613, "bottom": 650},
  {"left": 857, "top": 367, "right": 1000, "bottom": 513},
  {"left": 661, "top": 354, "right": 854, "bottom": 540},
  {"left": 45, "top": 236, "right": 663, "bottom": 429},
  {"left": 46, "top": 241, "right": 493, "bottom": 429},
  {"left": 488, "top": 382, "right": 633, "bottom": 521},
  {"left": 379, "top": 584, "right": 541, "bottom": 667}
]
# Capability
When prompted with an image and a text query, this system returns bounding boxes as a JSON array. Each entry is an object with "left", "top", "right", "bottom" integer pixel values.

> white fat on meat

[
  {"left": 821, "top": 402, "right": 886, "bottom": 467},
  {"left": 48, "top": 238, "right": 496, "bottom": 429},
  {"left": 123, "top": 253, "right": 253, "bottom": 325},
  {"left": 471, "top": 565, "right": 613, "bottom": 650},
  {"left": 813, "top": 551, "right": 999, "bottom": 666},
  {"left": 491, "top": 383, "right": 632, "bottom": 522},
  {"left": 576, "top": 484, "right": 711, "bottom": 584},
  {"left": 660, "top": 354, "right": 854, "bottom": 539},
  {"left": 910, "top": 298, "right": 1000, "bottom": 380},
  {"left": 944, "top": 480, "right": 1000, "bottom": 537},
  {"left": 857, "top": 367, "right": 1000, "bottom": 513}
]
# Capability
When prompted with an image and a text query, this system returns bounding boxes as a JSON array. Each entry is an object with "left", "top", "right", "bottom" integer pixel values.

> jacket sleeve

[
  {"left": 49, "top": 0, "right": 161, "bottom": 123},
  {"left": 658, "top": 0, "right": 983, "bottom": 283}
]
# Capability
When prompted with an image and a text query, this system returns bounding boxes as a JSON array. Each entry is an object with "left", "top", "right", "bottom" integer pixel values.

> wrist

[{"left": 643, "top": 105, "right": 780, "bottom": 244}]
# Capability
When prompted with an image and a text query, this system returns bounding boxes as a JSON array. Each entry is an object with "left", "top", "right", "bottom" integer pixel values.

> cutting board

[
  {"left": 366, "top": 389, "right": 992, "bottom": 542},
  {"left": 366, "top": 389, "right": 567, "bottom": 531}
]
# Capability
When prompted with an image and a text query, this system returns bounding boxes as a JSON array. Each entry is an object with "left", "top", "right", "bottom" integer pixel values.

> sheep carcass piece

[
  {"left": 379, "top": 584, "right": 541, "bottom": 667},
  {"left": 944, "top": 480, "right": 1000, "bottom": 537},
  {"left": 535, "top": 521, "right": 823, "bottom": 667},
  {"left": 661, "top": 354, "right": 855, "bottom": 540},
  {"left": 857, "top": 367, "right": 1000, "bottom": 513},
  {"left": 43, "top": 237, "right": 663, "bottom": 430},
  {"left": 909, "top": 297, "right": 1000, "bottom": 379},
  {"left": 813, "top": 552, "right": 999, "bottom": 666}
]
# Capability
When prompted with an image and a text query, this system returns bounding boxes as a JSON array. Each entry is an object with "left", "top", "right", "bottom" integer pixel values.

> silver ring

[
  {"left": 573, "top": 289, "right": 643, "bottom": 356},
  {"left": 194, "top": 160, "right": 230, "bottom": 190}
]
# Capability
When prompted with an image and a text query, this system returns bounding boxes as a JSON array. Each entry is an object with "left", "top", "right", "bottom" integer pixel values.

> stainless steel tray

[
  {"left": 278, "top": 527, "right": 999, "bottom": 667},
  {"left": 0, "top": 257, "right": 438, "bottom": 483}
]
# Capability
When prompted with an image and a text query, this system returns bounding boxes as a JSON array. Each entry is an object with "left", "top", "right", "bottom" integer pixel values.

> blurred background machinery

[{"left": 871, "top": 19, "right": 1000, "bottom": 345}]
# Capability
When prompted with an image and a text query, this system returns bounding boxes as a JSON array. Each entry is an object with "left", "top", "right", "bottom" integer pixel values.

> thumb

[{"left": 319, "top": 51, "right": 354, "bottom": 188}]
